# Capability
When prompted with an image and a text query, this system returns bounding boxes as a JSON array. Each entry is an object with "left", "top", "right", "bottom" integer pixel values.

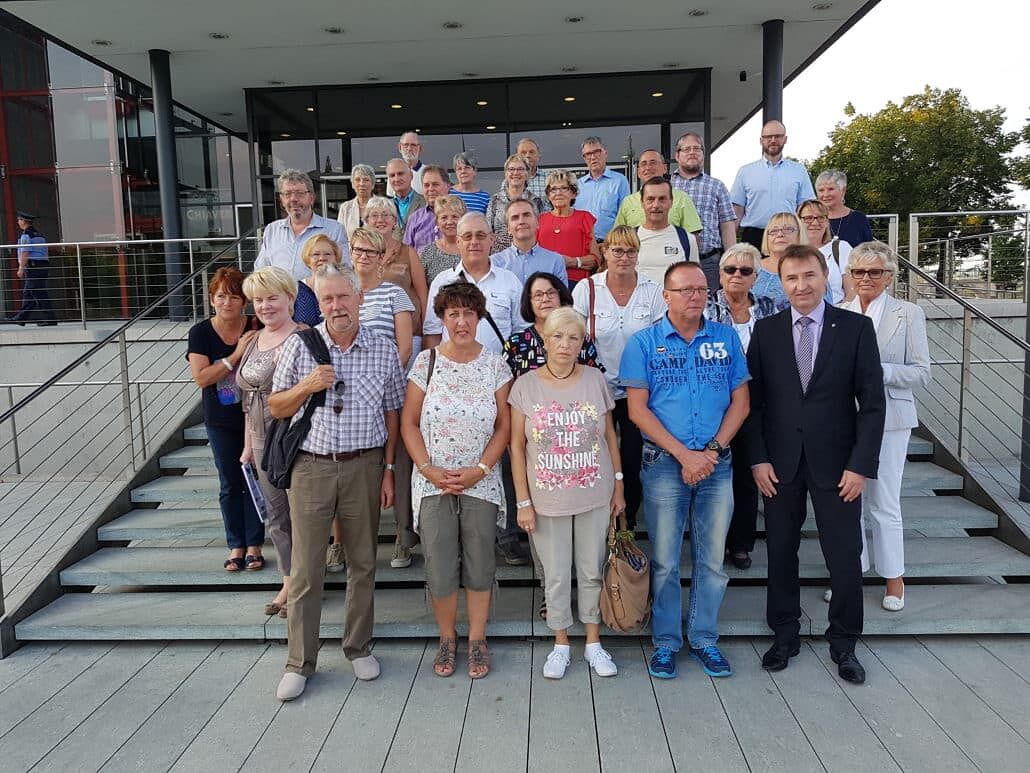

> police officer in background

[{"left": 8, "top": 211, "right": 56, "bottom": 326}]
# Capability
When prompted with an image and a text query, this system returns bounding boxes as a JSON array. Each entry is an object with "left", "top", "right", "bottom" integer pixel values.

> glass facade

[
  {"left": 0, "top": 13, "right": 248, "bottom": 246},
  {"left": 248, "top": 69, "right": 710, "bottom": 224}
]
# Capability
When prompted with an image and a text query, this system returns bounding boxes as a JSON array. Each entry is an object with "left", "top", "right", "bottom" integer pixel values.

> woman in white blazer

[{"left": 841, "top": 241, "right": 931, "bottom": 610}]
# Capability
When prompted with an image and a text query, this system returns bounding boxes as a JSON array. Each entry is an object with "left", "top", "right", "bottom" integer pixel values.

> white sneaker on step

[
  {"left": 585, "top": 646, "right": 618, "bottom": 677},
  {"left": 543, "top": 646, "right": 571, "bottom": 679}
]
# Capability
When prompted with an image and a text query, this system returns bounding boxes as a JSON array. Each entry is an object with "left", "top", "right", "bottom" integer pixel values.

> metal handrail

[
  {"left": 896, "top": 253, "right": 1030, "bottom": 355},
  {"left": 0, "top": 229, "right": 256, "bottom": 425},
  {"left": 0, "top": 236, "right": 240, "bottom": 250}
]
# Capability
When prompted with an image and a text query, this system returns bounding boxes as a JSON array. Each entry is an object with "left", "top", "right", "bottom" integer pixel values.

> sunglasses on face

[
  {"left": 722, "top": 265, "right": 755, "bottom": 276},
  {"left": 333, "top": 380, "right": 346, "bottom": 414}
]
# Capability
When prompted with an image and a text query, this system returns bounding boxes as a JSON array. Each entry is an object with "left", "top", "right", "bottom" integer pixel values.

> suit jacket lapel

[
  {"left": 775, "top": 309, "right": 807, "bottom": 395},
  {"left": 809, "top": 303, "right": 838, "bottom": 389},
  {"left": 877, "top": 295, "right": 904, "bottom": 351}
]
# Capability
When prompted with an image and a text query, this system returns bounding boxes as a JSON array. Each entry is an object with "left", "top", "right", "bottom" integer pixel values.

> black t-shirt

[{"left": 187, "top": 316, "right": 257, "bottom": 428}]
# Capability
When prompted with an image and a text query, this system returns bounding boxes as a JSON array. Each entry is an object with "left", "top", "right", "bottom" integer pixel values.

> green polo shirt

[{"left": 613, "top": 188, "right": 703, "bottom": 234}]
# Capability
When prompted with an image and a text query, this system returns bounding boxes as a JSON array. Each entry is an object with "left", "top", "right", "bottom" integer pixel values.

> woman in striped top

[{"left": 449, "top": 151, "right": 491, "bottom": 214}]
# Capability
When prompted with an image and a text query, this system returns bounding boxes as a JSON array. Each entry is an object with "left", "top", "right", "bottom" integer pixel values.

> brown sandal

[
  {"left": 468, "top": 639, "right": 490, "bottom": 679},
  {"left": 433, "top": 637, "right": 457, "bottom": 677}
]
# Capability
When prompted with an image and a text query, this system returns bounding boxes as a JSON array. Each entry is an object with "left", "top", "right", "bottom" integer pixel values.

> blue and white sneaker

[
  {"left": 690, "top": 645, "right": 733, "bottom": 677},
  {"left": 648, "top": 646, "right": 677, "bottom": 679}
]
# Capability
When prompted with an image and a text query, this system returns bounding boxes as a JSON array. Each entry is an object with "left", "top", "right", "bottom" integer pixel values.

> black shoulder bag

[{"left": 261, "top": 328, "right": 332, "bottom": 489}]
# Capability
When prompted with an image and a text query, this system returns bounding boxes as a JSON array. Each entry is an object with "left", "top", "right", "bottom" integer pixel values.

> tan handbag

[{"left": 600, "top": 511, "right": 651, "bottom": 633}]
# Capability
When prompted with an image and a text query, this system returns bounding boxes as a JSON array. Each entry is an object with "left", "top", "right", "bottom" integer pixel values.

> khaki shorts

[{"left": 418, "top": 494, "right": 498, "bottom": 597}]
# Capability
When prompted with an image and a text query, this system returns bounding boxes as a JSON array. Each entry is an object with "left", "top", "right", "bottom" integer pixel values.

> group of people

[{"left": 187, "top": 121, "right": 930, "bottom": 701}]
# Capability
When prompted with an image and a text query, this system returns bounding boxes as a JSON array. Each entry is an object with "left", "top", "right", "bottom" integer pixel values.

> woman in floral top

[
  {"left": 504, "top": 272, "right": 604, "bottom": 377},
  {"left": 401, "top": 281, "right": 512, "bottom": 680},
  {"left": 509, "top": 307, "right": 625, "bottom": 681}
]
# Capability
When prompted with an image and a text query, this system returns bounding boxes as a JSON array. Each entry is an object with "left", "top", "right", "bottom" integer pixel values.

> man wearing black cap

[{"left": 8, "top": 211, "right": 56, "bottom": 326}]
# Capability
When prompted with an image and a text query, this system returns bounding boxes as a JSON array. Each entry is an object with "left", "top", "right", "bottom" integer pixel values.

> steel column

[{"left": 762, "top": 20, "right": 784, "bottom": 124}]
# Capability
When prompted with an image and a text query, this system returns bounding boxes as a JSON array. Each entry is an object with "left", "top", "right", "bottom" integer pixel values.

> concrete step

[
  {"left": 17, "top": 583, "right": 1030, "bottom": 642},
  {"left": 61, "top": 544, "right": 533, "bottom": 587},
  {"left": 101, "top": 495, "right": 999, "bottom": 545},
  {"left": 132, "top": 461, "right": 963, "bottom": 507},
  {"left": 61, "top": 535, "right": 1030, "bottom": 588},
  {"left": 908, "top": 436, "right": 933, "bottom": 457},
  {"left": 159, "top": 445, "right": 218, "bottom": 470}
]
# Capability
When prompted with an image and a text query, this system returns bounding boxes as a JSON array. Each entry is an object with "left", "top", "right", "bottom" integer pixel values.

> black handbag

[{"left": 261, "top": 328, "right": 332, "bottom": 489}]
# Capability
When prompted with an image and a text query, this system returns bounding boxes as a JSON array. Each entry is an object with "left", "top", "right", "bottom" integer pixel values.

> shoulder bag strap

[
  {"left": 296, "top": 328, "right": 332, "bottom": 407},
  {"left": 482, "top": 311, "right": 511, "bottom": 353},
  {"left": 831, "top": 237, "right": 841, "bottom": 266},
  {"left": 426, "top": 346, "right": 437, "bottom": 386},
  {"left": 588, "top": 276, "right": 597, "bottom": 340}
]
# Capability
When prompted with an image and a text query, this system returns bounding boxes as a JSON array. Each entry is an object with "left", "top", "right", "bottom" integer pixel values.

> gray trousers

[{"left": 252, "top": 441, "right": 292, "bottom": 576}]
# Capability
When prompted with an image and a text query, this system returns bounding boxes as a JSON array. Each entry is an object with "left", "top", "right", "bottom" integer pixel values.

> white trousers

[{"left": 861, "top": 428, "right": 910, "bottom": 578}]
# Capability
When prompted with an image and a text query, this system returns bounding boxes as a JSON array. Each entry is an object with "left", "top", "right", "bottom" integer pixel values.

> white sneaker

[
  {"left": 543, "top": 645, "right": 571, "bottom": 679},
  {"left": 326, "top": 542, "right": 345, "bottom": 573},
  {"left": 585, "top": 645, "right": 618, "bottom": 677},
  {"left": 276, "top": 672, "right": 307, "bottom": 701},
  {"left": 351, "top": 654, "right": 381, "bottom": 681},
  {"left": 823, "top": 588, "right": 832, "bottom": 603}
]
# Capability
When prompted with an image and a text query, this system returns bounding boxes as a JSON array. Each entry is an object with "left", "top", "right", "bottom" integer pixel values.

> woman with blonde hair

[
  {"left": 798, "top": 198, "right": 850, "bottom": 303},
  {"left": 419, "top": 194, "right": 467, "bottom": 287},
  {"left": 294, "top": 234, "right": 342, "bottom": 325},
  {"left": 510, "top": 306, "right": 624, "bottom": 679},
  {"left": 754, "top": 212, "right": 808, "bottom": 310},
  {"left": 238, "top": 266, "right": 305, "bottom": 613}
]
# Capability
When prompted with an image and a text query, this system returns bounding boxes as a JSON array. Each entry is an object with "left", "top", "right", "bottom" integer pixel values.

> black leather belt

[{"left": 302, "top": 447, "right": 377, "bottom": 462}]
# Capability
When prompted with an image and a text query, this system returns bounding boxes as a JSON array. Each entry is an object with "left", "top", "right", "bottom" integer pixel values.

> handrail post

[
  {"left": 118, "top": 332, "right": 137, "bottom": 474},
  {"left": 957, "top": 309, "right": 973, "bottom": 462},
  {"left": 188, "top": 241, "right": 196, "bottom": 321},
  {"left": 985, "top": 233, "right": 993, "bottom": 297},
  {"left": 907, "top": 215, "right": 919, "bottom": 302},
  {"left": 76, "top": 244, "right": 87, "bottom": 330},
  {"left": 136, "top": 382, "right": 147, "bottom": 459},
  {"left": 6, "top": 386, "right": 20, "bottom": 475}
]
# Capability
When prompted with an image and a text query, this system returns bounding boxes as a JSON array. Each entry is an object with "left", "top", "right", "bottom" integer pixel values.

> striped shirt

[
  {"left": 670, "top": 170, "right": 737, "bottom": 255},
  {"left": 359, "top": 282, "right": 415, "bottom": 343},
  {"left": 271, "top": 324, "right": 405, "bottom": 454},
  {"left": 449, "top": 188, "right": 491, "bottom": 214}
]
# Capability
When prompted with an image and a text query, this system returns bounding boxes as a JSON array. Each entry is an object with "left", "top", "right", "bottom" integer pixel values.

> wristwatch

[
  {"left": 705, "top": 439, "right": 724, "bottom": 454},
  {"left": 384, "top": 463, "right": 396, "bottom": 471},
  {"left": 614, "top": 472, "right": 625, "bottom": 481}
]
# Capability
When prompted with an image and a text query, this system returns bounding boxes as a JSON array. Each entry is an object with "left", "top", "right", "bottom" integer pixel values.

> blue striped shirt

[{"left": 449, "top": 188, "right": 491, "bottom": 214}]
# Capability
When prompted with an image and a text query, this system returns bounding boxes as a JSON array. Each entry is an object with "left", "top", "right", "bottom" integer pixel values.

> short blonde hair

[
  {"left": 433, "top": 194, "right": 468, "bottom": 219},
  {"left": 541, "top": 305, "right": 587, "bottom": 338},
  {"left": 243, "top": 266, "right": 297, "bottom": 301},
  {"left": 849, "top": 241, "right": 898, "bottom": 274},
  {"left": 504, "top": 153, "right": 530, "bottom": 173},
  {"left": 603, "top": 224, "right": 640, "bottom": 251},
  {"left": 364, "top": 196, "right": 398, "bottom": 221},
  {"left": 545, "top": 169, "right": 579, "bottom": 203},
  {"left": 719, "top": 242, "right": 761, "bottom": 271},
  {"left": 350, "top": 227, "right": 386, "bottom": 254},
  {"left": 300, "top": 234, "right": 341, "bottom": 269},
  {"left": 761, "top": 212, "right": 808, "bottom": 255}
]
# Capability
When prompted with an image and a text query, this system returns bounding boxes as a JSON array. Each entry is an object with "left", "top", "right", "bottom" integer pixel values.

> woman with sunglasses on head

[
  {"left": 328, "top": 227, "right": 417, "bottom": 570},
  {"left": 703, "top": 243, "right": 777, "bottom": 571}
]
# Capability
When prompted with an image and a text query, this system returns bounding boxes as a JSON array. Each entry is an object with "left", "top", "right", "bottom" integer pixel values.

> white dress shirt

[{"left": 423, "top": 262, "right": 527, "bottom": 353}]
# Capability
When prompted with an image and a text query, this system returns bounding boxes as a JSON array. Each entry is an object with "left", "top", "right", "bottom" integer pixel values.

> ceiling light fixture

[
  {"left": 280, "top": 133, "right": 291, "bottom": 138},
  {"left": 486, "top": 125, "right": 496, "bottom": 130},
  {"left": 564, "top": 15, "right": 584, "bottom": 23},
  {"left": 366, "top": 75, "right": 380, "bottom": 82},
  {"left": 662, "top": 62, "right": 680, "bottom": 68},
  {"left": 322, "top": 26, "right": 344, "bottom": 34},
  {"left": 476, "top": 100, "right": 488, "bottom": 106},
  {"left": 336, "top": 131, "right": 347, "bottom": 136},
  {"left": 91, "top": 39, "right": 112, "bottom": 47},
  {"left": 267, "top": 80, "right": 285, "bottom": 86},
  {"left": 812, "top": 1, "right": 833, "bottom": 8},
  {"left": 442, "top": 21, "right": 463, "bottom": 29},
  {"left": 390, "top": 103, "right": 403, "bottom": 109},
  {"left": 209, "top": 32, "right": 230, "bottom": 40},
  {"left": 218, "top": 111, "right": 234, "bottom": 117},
  {"left": 563, "top": 96, "right": 576, "bottom": 102},
  {"left": 306, "top": 106, "right": 315, "bottom": 112},
  {"left": 687, "top": 8, "right": 707, "bottom": 16},
  {"left": 462, "top": 72, "right": 478, "bottom": 78},
  {"left": 561, "top": 65, "right": 578, "bottom": 73},
  {"left": 651, "top": 91, "right": 664, "bottom": 97}
]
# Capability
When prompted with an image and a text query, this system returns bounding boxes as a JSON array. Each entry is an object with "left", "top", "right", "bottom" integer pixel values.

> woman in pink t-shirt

[{"left": 509, "top": 307, "right": 625, "bottom": 680}]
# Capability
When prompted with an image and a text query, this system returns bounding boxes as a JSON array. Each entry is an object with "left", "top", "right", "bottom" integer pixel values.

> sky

[{"left": 710, "top": 0, "right": 1030, "bottom": 207}]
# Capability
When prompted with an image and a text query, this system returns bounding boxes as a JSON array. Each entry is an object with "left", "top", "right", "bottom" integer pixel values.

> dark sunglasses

[
  {"left": 722, "top": 265, "right": 755, "bottom": 276},
  {"left": 332, "top": 380, "right": 346, "bottom": 414}
]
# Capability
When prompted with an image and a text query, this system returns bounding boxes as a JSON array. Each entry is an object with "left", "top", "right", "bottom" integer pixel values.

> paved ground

[{"left": 0, "top": 635, "right": 1027, "bottom": 772}]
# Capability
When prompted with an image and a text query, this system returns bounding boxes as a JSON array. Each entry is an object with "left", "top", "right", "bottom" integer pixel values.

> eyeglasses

[
  {"left": 849, "top": 268, "right": 889, "bottom": 279},
  {"left": 677, "top": 145, "right": 703, "bottom": 154},
  {"left": 768, "top": 227, "right": 798, "bottom": 236},
  {"left": 722, "top": 265, "right": 755, "bottom": 276},
  {"left": 505, "top": 166, "right": 527, "bottom": 173},
  {"left": 799, "top": 215, "right": 827, "bottom": 224},
  {"left": 531, "top": 289, "right": 560, "bottom": 301},
  {"left": 607, "top": 247, "right": 639, "bottom": 258},
  {"left": 665, "top": 286, "right": 708, "bottom": 297},
  {"left": 761, "top": 133, "right": 786, "bottom": 140},
  {"left": 332, "top": 380, "right": 346, "bottom": 414},
  {"left": 280, "top": 189, "right": 311, "bottom": 199},
  {"left": 458, "top": 231, "right": 491, "bottom": 242},
  {"left": 351, "top": 247, "right": 383, "bottom": 258},
  {"left": 366, "top": 211, "right": 395, "bottom": 220},
  {"left": 547, "top": 185, "right": 572, "bottom": 193},
  {"left": 581, "top": 148, "right": 604, "bottom": 158}
]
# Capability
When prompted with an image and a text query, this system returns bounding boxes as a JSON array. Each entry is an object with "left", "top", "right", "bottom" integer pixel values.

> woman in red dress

[{"left": 537, "top": 170, "right": 602, "bottom": 288}]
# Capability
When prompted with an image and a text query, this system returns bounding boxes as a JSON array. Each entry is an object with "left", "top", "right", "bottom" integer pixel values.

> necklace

[
  {"left": 829, "top": 209, "right": 850, "bottom": 238},
  {"left": 551, "top": 211, "right": 571, "bottom": 234},
  {"left": 545, "top": 361, "right": 575, "bottom": 380}
]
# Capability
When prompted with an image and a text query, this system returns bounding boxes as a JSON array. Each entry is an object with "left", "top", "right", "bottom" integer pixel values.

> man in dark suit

[{"left": 746, "top": 244, "right": 885, "bottom": 684}]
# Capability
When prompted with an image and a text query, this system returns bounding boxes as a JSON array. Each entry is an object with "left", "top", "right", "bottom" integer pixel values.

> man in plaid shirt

[
  {"left": 270, "top": 264, "right": 405, "bottom": 701},
  {"left": 670, "top": 132, "right": 738, "bottom": 290}
]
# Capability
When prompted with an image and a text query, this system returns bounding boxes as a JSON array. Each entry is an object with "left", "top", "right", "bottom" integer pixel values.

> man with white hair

[
  {"left": 270, "top": 263, "right": 405, "bottom": 700},
  {"left": 255, "top": 169, "right": 350, "bottom": 281},
  {"left": 398, "top": 130, "right": 425, "bottom": 194}
]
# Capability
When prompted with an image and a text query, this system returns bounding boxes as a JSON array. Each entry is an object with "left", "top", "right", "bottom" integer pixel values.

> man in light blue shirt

[
  {"left": 576, "top": 136, "right": 631, "bottom": 240},
  {"left": 621, "top": 261, "right": 750, "bottom": 681},
  {"left": 490, "top": 199, "right": 568, "bottom": 285},
  {"left": 729, "top": 121, "right": 815, "bottom": 250},
  {"left": 255, "top": 169, "right": 350, "bottom": 281}
]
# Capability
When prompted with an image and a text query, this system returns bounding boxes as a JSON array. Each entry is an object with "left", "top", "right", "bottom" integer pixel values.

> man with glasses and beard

[{"left": 270, "top": 264, "right": 405, "bottom": 701}]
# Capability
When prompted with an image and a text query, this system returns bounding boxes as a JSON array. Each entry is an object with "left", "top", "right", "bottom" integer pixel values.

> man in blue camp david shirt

[{"left": 621, "top": 261, "right": 750, "bottom": 680}]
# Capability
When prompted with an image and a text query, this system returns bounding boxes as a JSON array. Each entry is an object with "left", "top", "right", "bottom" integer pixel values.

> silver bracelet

[{"left": 517, "top": 499, "right": 533, "bottom": 509}]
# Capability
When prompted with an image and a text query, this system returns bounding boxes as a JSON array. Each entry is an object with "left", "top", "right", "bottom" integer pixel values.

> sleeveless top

[
  {"left": 236, "top": 327, "right": 301, "bottom": 441},
  {"left": 382, "top": 240, "right": 422, "bottom": 329}
]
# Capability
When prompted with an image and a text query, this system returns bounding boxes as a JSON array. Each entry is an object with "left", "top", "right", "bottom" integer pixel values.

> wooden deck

[{"left": 0, "top": 636, "right": 1027, "bottom": 772}]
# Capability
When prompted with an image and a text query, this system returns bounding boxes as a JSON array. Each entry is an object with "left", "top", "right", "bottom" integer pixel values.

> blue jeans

[
  {"left": 641, "top": 442, "right": 733, "bottom": 651},
  {"left": 206, "top": 422, "right": 263, "bottom": 549}
]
